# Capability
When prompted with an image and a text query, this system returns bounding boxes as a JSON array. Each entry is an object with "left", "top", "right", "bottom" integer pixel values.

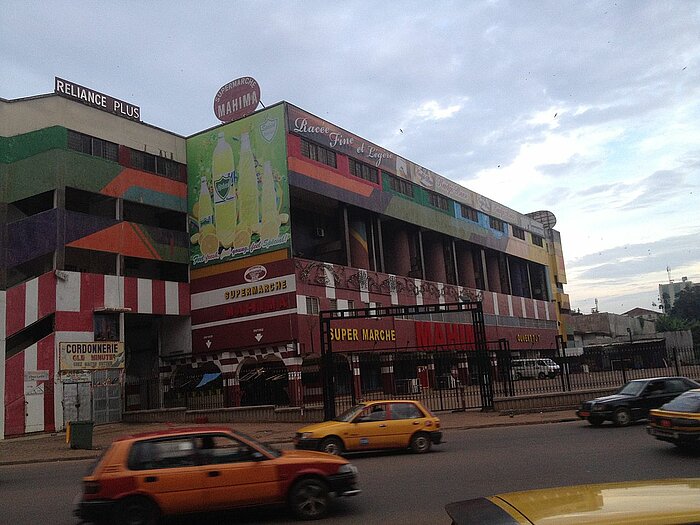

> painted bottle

[
  {"left": 259, "top": 160, "right": 281, "bottom": 239},
  {"left": 211, "top": 132, "right": 237, "bottom": 248},
  {"left": 197, "top": 176, "right": 218, "bottom": 256},
  {"left": 236, "top": 131, "right": 260, "bottom": 237}
]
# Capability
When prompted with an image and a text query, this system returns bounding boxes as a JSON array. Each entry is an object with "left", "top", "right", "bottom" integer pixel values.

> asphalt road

[{"left": 1, "top": 420, "right": 697, "bottom": 525}]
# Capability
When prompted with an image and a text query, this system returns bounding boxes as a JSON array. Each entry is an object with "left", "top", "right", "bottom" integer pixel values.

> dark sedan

[{"left": 576, "top": 376, "right": 700, "bottom": 427}]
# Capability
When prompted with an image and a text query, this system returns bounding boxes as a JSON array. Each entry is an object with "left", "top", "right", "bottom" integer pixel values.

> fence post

[{"left": 673, "top": 347, "right": 680, "bottom": 376}]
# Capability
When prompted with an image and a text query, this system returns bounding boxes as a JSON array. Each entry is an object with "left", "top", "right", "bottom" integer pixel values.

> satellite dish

[{"left": 526, "top": 210, "right": 557, "bottom": 228}]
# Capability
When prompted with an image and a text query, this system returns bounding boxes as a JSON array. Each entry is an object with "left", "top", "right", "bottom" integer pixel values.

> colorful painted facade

[{"left": 1, "top": 87, "right": 571, "bottom": 438}]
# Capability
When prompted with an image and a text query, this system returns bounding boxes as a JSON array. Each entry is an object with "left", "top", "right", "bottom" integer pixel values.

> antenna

[{"left": 667, "top": 266, "right": 674, "bottom": 283}]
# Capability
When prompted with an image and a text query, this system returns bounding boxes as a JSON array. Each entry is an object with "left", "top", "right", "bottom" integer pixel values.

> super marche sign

[{"left": 54, "top": 77, "right": 140, "bottom": 121}]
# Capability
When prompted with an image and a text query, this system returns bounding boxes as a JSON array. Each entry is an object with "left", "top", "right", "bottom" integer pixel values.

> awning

[{"left": 196, "top": 372, "right": 221, "bottom": 388}]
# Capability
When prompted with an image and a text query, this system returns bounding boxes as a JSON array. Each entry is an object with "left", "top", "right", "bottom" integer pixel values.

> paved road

[{"left": 1, "top": 420, "right": 697, "bottom": 524}]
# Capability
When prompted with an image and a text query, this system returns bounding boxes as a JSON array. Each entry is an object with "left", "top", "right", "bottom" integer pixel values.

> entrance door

[
  {"left": 24, "top": 383, "right": 45, "bottom": 433},
  {"left": 63, "top": 382, "right": 92, "bottom": 425}
]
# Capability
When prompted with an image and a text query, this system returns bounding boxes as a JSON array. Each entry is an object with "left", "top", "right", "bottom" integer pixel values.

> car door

[
  {"left": 387, "top": 402, "right": 426, "bottom": 448},
  {"left": 198, "top": 433, "right": 282, "bottom": 510},
  {"left": 345, "top": 403, "right": 391, "bottom": 451},
  {"left": 129, "top": 437, "right": 206, "bottom": 516},
  {"left": 637, "top": 380, "right": 669, "bottom": 417}
]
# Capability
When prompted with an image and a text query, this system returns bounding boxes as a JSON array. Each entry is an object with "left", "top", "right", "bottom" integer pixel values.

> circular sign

[{"left": 213, "top": 77, "right": 261, "bottom": 123}]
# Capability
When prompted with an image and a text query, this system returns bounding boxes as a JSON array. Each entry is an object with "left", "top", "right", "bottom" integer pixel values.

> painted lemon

[
  {"left": 278, "top": 213, "right": 289, "bottom": 224},
  {"left": 199, "top": 233, "right": 219, "bottom": 256},
  {"left": 233, "top": 228, "right": 252, "bottom": 248},
  {"left": 218, "top": 231, "right": 235, "bottom": 248},
  {"left": 190, "top": 232, "right": 200, "bottom": 245}
]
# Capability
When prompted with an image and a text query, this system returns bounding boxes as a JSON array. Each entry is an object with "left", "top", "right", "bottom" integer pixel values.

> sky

[{"left": 2, "top": 0, "right": 699, "bottom": 315}]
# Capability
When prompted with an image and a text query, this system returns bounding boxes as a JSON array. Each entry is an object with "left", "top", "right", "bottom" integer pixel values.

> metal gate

[
  {"left": 63, "top": 382, "right": 92, "bottom": 425},
  {"left": 93, "top": 369, "right": 123, "bottom": 424},
  {"left": 320, "top": 301, "right": 491, "bottom": 419}
]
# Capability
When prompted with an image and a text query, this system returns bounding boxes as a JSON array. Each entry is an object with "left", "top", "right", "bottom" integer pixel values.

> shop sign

[
  {"left": 54, "top": 77, "right": 140, "bottom": 121},
  {"left": 24, "top": 370, "right": 49, "bottom": 382},
  {"left": 516, "top": 334, "right": 540, "bottom": 343},
  {"left": 213, "top": 76, "right": 261, "bottom": 122},
  {"left": 415, "top": 321, "right": 475, "bottom": 348},
  {"left": 329, "top": 327, "right": 396, "bottom": 342},
  {"left": 59, "top": 341, "right": 125, "bottom": 371},
  {"left": 287, "top": 106, "right": 395, "bottom": 170}
]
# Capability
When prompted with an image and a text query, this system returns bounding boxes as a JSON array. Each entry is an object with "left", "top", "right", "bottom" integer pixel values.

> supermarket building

[{"left": 0, "top": 79, "right": 570, "bottom": 438}]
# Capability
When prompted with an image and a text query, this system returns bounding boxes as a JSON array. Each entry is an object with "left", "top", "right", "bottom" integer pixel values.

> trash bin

[{"left": 68, "top": 420, "right": 94, "bottom": 450}]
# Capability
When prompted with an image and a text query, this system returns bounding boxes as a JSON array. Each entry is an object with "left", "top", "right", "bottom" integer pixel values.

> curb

[{"left": 0, "top": 416, "right": 580, "bottom": 467}]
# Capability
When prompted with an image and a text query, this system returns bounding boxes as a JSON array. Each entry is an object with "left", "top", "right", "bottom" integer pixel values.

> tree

[{"left": 671, "top": 287, "right": 700, "bottom": 322}]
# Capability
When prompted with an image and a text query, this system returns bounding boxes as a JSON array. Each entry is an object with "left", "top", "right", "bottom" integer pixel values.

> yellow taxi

[
  {"left": 445, "top": 479, "right": 700, "bottom": 524},
  {"left": 74, "top": 426, "right": 360, "bottom": 524},
  {"left": 648, "top": 388, "right": 700, "bottom": 450},
  {"left": 294, "top": 399, "right": 441, "bottom": 455}
]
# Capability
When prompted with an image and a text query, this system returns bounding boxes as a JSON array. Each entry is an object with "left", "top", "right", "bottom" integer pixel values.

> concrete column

[
  {"left": 456, "top": 244, "right": 477, "bottom": 289},
  {"left": 486, "top": 252, "right": 502, "bottom": 293},
  {"left": 386, "top": 227, "right": 411, "bottom": 276},
  {"left": 425, "top": 236, "right": 447, "bottom": 283},
  {"left": 349, "top": 218, "right": 370, "bottom": 270}
]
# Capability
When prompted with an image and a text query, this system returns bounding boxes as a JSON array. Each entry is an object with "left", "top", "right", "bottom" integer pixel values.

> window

[
  {"left": 129, "top": 149, "right": 185, "bottom": 182},
  {"left": 94, "top": 313, "right": 119, "bottom": 341},
  {"left": 349, "top": 158, "right": 379, "bottom": 183},
  {"left": 347, "top": 299, "right": 355, "bottom": 310},
  {"left": 68, "top": 130, "right": 119, "bottom": 162},
  {"left": 489, "top": 216, "right": 505, "bottom": 232},
  {"left": 329, "top": 299, "right": 338, "bottom": 310},
  {"left": 427, "top": 190, "right": 449, "bottom": 211},
  {"left": 195, "top": 435, "right": 257, "bottom": 464},
  {"left": 356, "top": 403, "right": 388, "bottom": 422},
  {"left": 531, "top": 233, "right": 544, "bottom": 247},
  {"left": 128, "top": 437, "right": 197, "bottom": 470},
  {"left": 300, "top": 138, "right": 337, "bottom": 168},
  {"left": 389, "top": 403, "right": 423, "bottom": 420},
  {"left": 512, "top": 226, "right": 526, "bottom": 240},
  {"left": 306, "top": 296, "right": 320, "bottom": 315},
  {"left": 386, "top": 173, "right": 414, "bottom": 197},
  {"left": 460, "top": 205, "right": 478, "bottom": 222}
]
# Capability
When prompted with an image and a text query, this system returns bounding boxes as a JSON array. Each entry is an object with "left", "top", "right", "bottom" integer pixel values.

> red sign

[
  {"left": 213, "top": 77, "right": 261, "bottom": 122},
  {"left": 415, "top": 321, "right": 475, "bottom": 349}
]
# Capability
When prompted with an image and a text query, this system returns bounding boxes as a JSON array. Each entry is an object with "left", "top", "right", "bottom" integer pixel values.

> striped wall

[{"left": 2, "top": 271, "right": 190, "bottom": 438}]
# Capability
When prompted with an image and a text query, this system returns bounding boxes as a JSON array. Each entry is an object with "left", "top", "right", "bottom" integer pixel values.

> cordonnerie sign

[{"left": 59, "top": 342, "right": 125, "bottom": 371}]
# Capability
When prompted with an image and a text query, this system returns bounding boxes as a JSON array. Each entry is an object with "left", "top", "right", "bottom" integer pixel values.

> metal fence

[{"left": 123, "top": 342, "right": 700, "bottom": 415}]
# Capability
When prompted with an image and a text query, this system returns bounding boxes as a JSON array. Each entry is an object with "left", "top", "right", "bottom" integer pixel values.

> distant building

[
  {"left": 622, "top": 307, "right": 661, "bottom": 323},
  {"left": 659, "top": 277, "right": 694, "bottom": 314}
]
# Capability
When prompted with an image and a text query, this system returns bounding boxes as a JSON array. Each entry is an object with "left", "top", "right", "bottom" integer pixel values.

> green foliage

[
  {"left": 655, "top": 315, "right": 690, "bottom": 332},
  {"left": 671, "top": 287, "right": 700, "bottom": 322}
]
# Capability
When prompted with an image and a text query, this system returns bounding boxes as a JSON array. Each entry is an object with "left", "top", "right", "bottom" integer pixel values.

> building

[
  {"left": 659, "top": 277, "right": 694, "bottom": 314},
  {"left": 1, "top": 80, "right": 571, "bottom": 438},
  {"left": 1, "top": 81, "right": 191, "bottom": 438}
]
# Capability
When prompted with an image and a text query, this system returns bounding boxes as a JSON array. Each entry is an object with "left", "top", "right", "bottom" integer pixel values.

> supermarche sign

[{"left": 59, "top": 341, "right": 125, "bottom": 371}]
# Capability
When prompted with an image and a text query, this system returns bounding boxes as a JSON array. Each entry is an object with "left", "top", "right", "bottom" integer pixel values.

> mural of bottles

[{"left": 187, "top": 105, "right": 289, "bottom": 267}]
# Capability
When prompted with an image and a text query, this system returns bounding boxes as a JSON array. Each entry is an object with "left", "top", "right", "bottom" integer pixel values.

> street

[{"left": 1, "top": 420, "right": 698, "bottom": 524}]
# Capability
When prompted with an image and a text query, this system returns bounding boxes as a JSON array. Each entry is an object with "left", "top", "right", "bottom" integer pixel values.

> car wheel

[
  {"left": 588, "top": 416, "right": 605, "bottom": 427},
  {"left": 113, "top": 496, "right": 159, "bottom": 525},
  {"left": 320, "top": 437, "right": 344, "bottom": 456},
  {"left": 289, "top": 478, "right": 330, "bottom": 520},
  {"left": 537, "top": 372, "right": 546, "bottom": 379},
  {"left": 613, "top": 408, "right": 632, "bottom": 427},
  {"left": 410, "top": 432, "right": 432, "bottom": 454}
]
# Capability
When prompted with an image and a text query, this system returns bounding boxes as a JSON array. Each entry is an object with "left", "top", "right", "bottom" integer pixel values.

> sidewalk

[{"left": 0, "top": 409, "right": 579, "bottom": 466}]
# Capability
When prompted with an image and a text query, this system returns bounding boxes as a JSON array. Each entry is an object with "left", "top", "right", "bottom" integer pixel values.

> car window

[
  {"left": 644, "top": 381, "right": 665, "bottom": 395},
  {"left": 665, "top": 379, "right": 690, "bottom": 393},
  {"left": 617, "top": 381, "right": 645, "bottom": 396},
  {"left": 128, "top": 437, "right": 197, "bottom": 470},
  {"left": 195, "top": 434, "right": 257, "bottom": 464},
  {"left": 355, "top": 403, "right": 388, "bottom": 422},
  {"left": 389, "top": 403, "right": 423, "bottom": 420}
]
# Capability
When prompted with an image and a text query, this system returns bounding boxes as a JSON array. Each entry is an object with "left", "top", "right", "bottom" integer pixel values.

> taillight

[
  {"left": 661, "top": 419, "right": 672, "bottom": 428},
  {"left": 84, "top": 481, "right": 101, "bottom": 495}
]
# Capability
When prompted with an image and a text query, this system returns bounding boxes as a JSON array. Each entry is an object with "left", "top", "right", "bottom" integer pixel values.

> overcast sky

[{"left": 2, "top": 1, "right": 699, "bottom": 315}]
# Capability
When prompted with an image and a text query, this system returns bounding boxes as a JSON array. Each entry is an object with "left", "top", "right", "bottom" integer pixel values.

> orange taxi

[
  {"left": 74, "top": 426, "right": 360, "bottom": 524},
  {"left": 648, "top": 388, "right": 700, "bottom": 450},
  {"left": 294, "top": 399, "right": 442, "bottom": 455}
]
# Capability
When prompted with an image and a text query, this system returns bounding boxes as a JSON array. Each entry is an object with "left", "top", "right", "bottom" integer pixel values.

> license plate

[{"left": 579, "top": 411, "right": 590, "bottom": 417}]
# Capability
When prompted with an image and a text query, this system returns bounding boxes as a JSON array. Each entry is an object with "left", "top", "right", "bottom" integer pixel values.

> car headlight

[
  {"left": 592, "top": 404, "right": 607, "bottom": 412},
  {"left": 299, "top": 432, "right": 314, "bottom": 440},
  {"left": 337, "top": 464, "right": 358, "bottom": 476}
]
